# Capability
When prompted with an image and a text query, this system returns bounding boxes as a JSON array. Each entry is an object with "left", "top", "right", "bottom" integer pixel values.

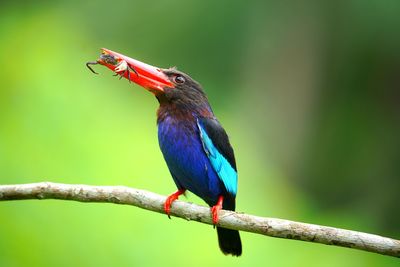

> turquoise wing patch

[{"left": 197, "top": 120, "right": 238, "bottom": 196}]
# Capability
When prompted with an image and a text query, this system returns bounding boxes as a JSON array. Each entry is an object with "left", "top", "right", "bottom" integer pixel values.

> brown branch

[{"left": 0, "top": 182, "right": 399, "bottom": 258}]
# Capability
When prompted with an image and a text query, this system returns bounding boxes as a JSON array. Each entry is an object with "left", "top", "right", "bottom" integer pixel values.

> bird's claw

[
  {"left": 211, "top": 196, "right": 224, "bottom": 226},
  {"left": 164, "top": 189, "right": 186, "bottom": 218}
]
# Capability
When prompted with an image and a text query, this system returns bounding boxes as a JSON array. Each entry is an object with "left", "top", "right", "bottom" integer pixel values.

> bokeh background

[{"left": 0, "top": 1, "right": 399, "bottom": 266}]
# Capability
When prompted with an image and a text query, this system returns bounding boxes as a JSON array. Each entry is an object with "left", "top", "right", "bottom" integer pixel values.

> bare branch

[{"left": 0, "top": 182, "right": 399, "bottom": 258}]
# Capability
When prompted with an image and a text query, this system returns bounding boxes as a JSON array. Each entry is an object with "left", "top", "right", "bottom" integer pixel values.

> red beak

[{"left": 98, "top": 48, "right": 174, "bottom": 93}]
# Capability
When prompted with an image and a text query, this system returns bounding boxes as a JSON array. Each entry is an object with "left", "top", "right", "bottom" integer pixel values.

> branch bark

[{"left": 0, "top": 182, "right": 398, "bottom": 258}]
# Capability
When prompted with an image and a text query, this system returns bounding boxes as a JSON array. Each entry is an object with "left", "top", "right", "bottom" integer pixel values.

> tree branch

[{"left": 0, "top": 182, "right": 398, "bottom": 258}]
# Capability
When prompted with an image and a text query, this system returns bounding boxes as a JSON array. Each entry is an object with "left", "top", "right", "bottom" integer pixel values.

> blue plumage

[
  {"left": 158, "top": 118, "right": 225, "bottom": 205},
  {"left": 155, "top": 69, "right": 242, "bottom": 256}
]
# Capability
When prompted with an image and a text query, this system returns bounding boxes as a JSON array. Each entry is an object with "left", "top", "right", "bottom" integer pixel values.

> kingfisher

[{"left": 88, "top": 48, "right": 242, "bottom": 256}]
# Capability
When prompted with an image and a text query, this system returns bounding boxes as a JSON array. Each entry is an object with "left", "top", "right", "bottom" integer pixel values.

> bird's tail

[
  {"left": 216, "top": 196, "right": 242, "bottom": 256},
  {"left": 217, "top": 227, "right": 242, "bottom": 256}
]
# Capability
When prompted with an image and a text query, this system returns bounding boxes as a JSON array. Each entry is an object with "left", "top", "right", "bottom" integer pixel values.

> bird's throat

[{"left": 156, "top": 102, "right": 214, "bottom": 126}]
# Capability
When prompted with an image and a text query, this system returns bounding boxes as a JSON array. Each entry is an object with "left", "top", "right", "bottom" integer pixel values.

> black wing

[{"left": 198, "top": 117, "right": 237, "bottom": 171}]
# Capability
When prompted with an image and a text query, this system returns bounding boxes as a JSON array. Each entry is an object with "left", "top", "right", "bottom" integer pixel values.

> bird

[{"left": 90, "top": 48, "right": 242, "bottom": 256}]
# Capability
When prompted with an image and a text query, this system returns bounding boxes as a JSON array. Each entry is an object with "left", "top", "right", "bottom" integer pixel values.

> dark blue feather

[{"left": 158, "top": 117, "right": 224, "bottom": 205}]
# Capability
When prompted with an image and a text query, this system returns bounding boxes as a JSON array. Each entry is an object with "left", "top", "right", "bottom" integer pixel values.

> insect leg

[
  {"left": 127, "top": 69, "right": 132, "bottom": 83},
  {"left": 86, "top": 61, "right": 99, "bottom": 74},
  {"left": 127, "top": 64, "right": 139, "bottom": 77},
  {"left": 119, "top": 69, "right": 126, "bottom": 80}
]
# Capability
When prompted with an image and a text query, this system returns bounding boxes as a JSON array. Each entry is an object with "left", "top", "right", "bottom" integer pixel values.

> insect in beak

[
  {"left": 112, "top": 60, "right": 139, "bottom": 83},
  {"left": 86, "top": 55, "right": 138, "bottom": 83}
]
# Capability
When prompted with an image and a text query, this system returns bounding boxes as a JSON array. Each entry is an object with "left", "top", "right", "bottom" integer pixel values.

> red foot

[
  {"left": 211, "top": 195, "right": 224, "bottom": 225},
  {"left": 164, "top": 189, "right": 185, "bottom": 218}
]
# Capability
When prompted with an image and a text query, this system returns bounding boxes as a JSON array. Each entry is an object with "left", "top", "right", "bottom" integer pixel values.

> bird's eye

[{"left": 174, "top": 75, "right": 185, "bottom": 84}]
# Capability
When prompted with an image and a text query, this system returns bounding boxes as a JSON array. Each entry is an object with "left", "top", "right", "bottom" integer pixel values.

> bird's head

[{"left": 96, "top": 48, "right": 209, "bottom": 108}]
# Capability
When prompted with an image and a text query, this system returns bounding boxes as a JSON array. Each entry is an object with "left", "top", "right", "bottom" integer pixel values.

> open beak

[{"left": 98, "top": 48, "right": 174, "bottom": 93}]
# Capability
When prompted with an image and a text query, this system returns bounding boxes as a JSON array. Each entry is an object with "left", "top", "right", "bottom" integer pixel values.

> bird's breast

[
  {"left": 157, "top": 117, "right": 202, "bottom": 171},
  {"left": 157, "top": 116, "right": 222, "bottom": 204}
]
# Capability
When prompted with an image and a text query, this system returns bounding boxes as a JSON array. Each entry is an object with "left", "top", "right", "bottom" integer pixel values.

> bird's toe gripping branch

[
  {"left": 211, "top": 195, "right": 224, "bottom": 225},
  {"left": 164, "top": 189, "right": 186, "bottom": 218}
]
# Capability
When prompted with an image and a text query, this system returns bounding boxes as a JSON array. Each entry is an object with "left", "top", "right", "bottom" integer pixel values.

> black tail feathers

[{"left": 216, "top": 227, "right": 242, "bottom": 256}]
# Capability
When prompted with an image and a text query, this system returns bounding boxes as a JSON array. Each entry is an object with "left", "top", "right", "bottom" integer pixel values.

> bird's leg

[
  {"left": 211, "top": 195, "right": 224, "bottom": 226},
  {"left": 164, "top": 189, "right": 186, "bottom": 218}
]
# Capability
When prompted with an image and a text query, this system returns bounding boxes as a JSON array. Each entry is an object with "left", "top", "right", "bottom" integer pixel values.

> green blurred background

[{"left": 0, "top": 0, "right": 399, "bottom": 266}]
